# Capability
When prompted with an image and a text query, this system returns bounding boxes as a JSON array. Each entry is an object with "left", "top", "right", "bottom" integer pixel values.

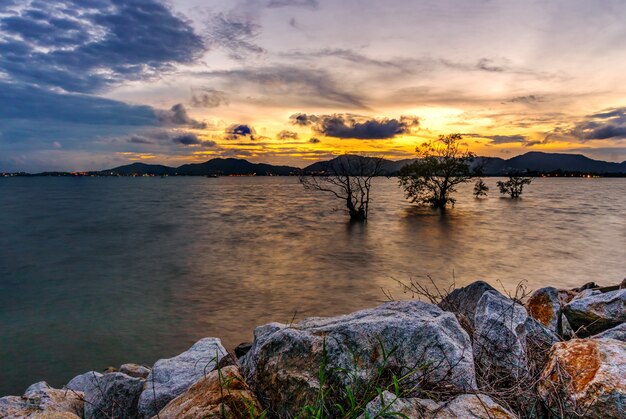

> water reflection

[{"left": 0, "top": 176, "right": 624, "bottom": 395}]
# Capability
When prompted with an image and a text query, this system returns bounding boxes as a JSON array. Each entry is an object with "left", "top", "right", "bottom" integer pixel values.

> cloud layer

[
  {"left": 0, "top": 0, "right": 205, "bottom": 93},
  {"left": 290, "top": 114, "right": 419, "bottom": 139}
]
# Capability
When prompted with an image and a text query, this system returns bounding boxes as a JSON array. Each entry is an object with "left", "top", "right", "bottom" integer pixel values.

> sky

[{"left": 2, "top": 0, "right": 626, "bottom": 171}]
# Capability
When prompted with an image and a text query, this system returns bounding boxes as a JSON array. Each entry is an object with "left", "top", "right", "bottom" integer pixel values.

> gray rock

[
  {"left": 241, "top": 300, "right": 477, "bottom": 417},
  {"left": 24, "top": 381, "right": 50, "bottom": 394},
  {"left": 120, "top": 363, "right": 151, "bottom": 379},
  {"left": 137, "top": 337, "right": 227, "bottom": 418},
  {"left": 563, "top": 289, "right": 626, "bottom": 335},
  {"left": 440, "top": 394, "right": 517, "bottom": 418},
  {"left": 362, "top": 392, "right": 517, "bottom": 418},
  {"left": 593, "top": 323, "right": 626, "bottom": 342},
  {"left": 572, "top": 288, "right": 601, "bottom": 300},
  {"left": 66, "top": 371, "right": 103, "bottom": 392},
  {"left": 83, "top": 372, "right": 144, "bottom": 419},
  {"left": 0, "top": 383, "right": 84, "bottom": 418},
  {"left": 440, "top": 280, "right": 499, "bottom": 328},
  {"left": 473, "top": 291, "right": 559, "bottom": 382},
  {"left": 360, "top": 390, "right": 434, "bottom": 418}
]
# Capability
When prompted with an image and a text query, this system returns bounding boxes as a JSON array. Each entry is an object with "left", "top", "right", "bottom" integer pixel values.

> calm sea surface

[{"left": 0, "top": 177, "right": 625, "bottom": 395}]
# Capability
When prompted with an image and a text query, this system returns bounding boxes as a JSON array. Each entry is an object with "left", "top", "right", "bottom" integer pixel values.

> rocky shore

[{"left": 1, "top": 280, "right": 625, "bottom": 418}]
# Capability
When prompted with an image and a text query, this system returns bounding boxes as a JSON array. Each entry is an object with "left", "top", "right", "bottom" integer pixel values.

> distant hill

[
  {"left": 302, "top": 155, "right": 416, "bottom": 175},
  {"left": 101, "top": 158, "right": 299, "bottom": 176},
  {"left": 304, "top": 152, "right": 626, "bottom": 176},
  {"left": 501, "top": 151, "right": 626, "bottom": 174},
  {"left": 176, "top": 158, "right": 297, "bottom": 176},
  {"left": 14, "top": 151, "right": 625, "bottom": 176},
  {"left": 102, "top": 162, "right": 176, "bottom": 176}
]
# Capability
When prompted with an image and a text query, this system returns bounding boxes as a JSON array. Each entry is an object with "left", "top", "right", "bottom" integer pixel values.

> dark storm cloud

[
  {"left": 548, "top": 107, "right": 626, "bottom": 141},
  {"left": 277, "top": 130, "right": 298, "bottom": 140},
  {"left": 308, "top": 137, "right": 320, "bottom": 144},
  {"left": 171, "top": 134, "right": 217, "bottom": 147},
  {"left": 224, "top": 124, "right": 256, "bottom": 140},
  {"left": 156, "top": 104, "right": 207, "bottom": 129},
  {"left": 190, "top": 89, "right": 228, "bottom": 108},
  {"left": 0, "top": 0, "right": 205, "bottom": 93},
  {"left": 172, "top": 134, "right": 201, "bottom": 145},
  {"left": 289, "top": 114, "right": 419, "bottom": 139}
]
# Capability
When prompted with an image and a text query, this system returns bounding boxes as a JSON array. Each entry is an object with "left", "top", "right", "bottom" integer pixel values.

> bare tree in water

[{"left": 299, "top": 155, "right": 385, "bottom": 222}]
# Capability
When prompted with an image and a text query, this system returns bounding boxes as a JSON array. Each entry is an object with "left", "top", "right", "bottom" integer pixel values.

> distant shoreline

[{"left": 3, "top": 151, "right": 626, "bottom": 177}]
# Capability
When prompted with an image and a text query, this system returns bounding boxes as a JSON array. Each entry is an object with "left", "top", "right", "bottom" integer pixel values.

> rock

[
  {"left": 216, "top": 352, "right": 238, "bottom": 370},
  {"left": 440, "top": 280, "right": 499, "bottom": 328},
  {"left": 439, "top": 394, "right": 517, "bottom": 418},
  {"left": 138, "top": 337, "right": 228, "bottom": 418},
  {"left": 561, "top": 314, "right": 574, "bottom": 339},
  {"left": 572, "top": 288, "right": 601, "bottom": 300},
  {"left": 0, "top": 383, "right": 84, "bottom": 418},
  {"left": 241, "top": 300, "right": 477, "bottom": 417},
  {"left": 473, "top": 291, "right": 558, "bottom": 383},
  {"left": 65, "top": 371, "right": 103, "bottom": 392},
  {"left": 362, "top": 391, "right": 517, "bottom": 418},
  {"left": 82, "top": 372, "right": 144, "bottom": 419},
  {"left": 24, "top": 381, "right": 51, "bottom": 394},
  {"left": 562, "top": 289, "right": 626, "bottom": 335},
  {"left": 154, "top": 365, "right": 263, "bottom": 418},
  {"left": 103, "top": 366, "right": 118, "bottom": 373},
  {"left": 234, "top": 342, "right": 253, "bottom": 359},
  {"left": 573, "top": 281, "right": 598, "bottom": 292},
  {"left": 593, "top": 323, "right": 626, "bottom": 342},
  {"left": 538, "top": 338, "right": 626, "bottom": 418},
  {"left": 360, "top": 390, "right": 433, "bottom": 418},
  {"left": 526, "top": 287, "right": 561, "bottom": 334},
  {"left": 120, "top": 363, "right": 151, "bottom": 379}
]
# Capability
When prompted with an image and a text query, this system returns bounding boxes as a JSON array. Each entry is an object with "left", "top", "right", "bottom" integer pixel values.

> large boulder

[
  {"left": 65, "top": 371, "right": 103, "bottom": 393},
  {"left": 538, "top": 338, "right": 626, "bottom": 418},
  {"left": 82, "top": 372, "right": 144, "bottom": 419},
  {"left": 154, "top": 365, "right": 263, "bottom": 418},
  {"left": 562, "top": 289, "right": 626, "bottom": 335},
  {"left": 362, "top": 391, "right": 517, "bottom": 418},
  {"left": 440, "top": 280, "right": 499, "bottom": 328},
  {"left": 138, "top": 337, "right": 228, "bottom": 418},
  {"left": 593, "top": 323, "right": 626, "bottom": 342},
  {"left": 473, "top": 291, "right": 559, "bottom": 383},
  {"left": 0, "top": 381, "right": 84, "bottom": 418},
  {"left": 240, "top": 301, "right": 477, "bottom": 417}
]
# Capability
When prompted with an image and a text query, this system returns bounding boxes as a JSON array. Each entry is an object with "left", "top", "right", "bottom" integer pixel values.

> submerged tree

[
  {"left": 399, "top": 134, "right": 476, "bottom": 211},
  {"left": 497, "top": 174, "right": 532, "bottom": 198},
  {"left": 473, "top": 179, "right": 489, "bottom": 198},
  {"left": 299, "top": 154, "right": 385, "bottom": 222}
]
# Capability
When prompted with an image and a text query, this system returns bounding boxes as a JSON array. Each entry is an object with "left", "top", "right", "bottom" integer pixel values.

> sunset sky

[{"left": 2, "top": 0, "right": 626, "bottom": 171}]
